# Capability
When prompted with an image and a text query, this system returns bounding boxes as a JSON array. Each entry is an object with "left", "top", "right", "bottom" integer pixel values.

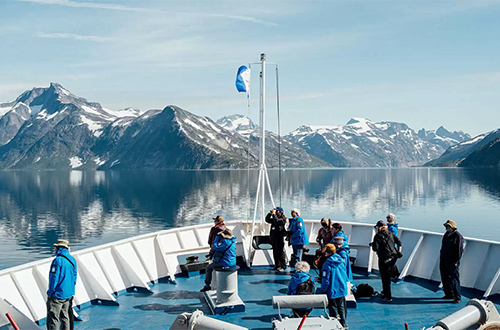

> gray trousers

[{"left": 46, "top": 296, "right": 71, "bottom": 330}]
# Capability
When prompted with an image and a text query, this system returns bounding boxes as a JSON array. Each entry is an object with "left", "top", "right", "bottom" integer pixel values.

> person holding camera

[
  {"left": 371, "top": 220, "right": 402, "bottom": 302},
  {"left": 265, "top": 207, "right": 287, "bottom": 271}
]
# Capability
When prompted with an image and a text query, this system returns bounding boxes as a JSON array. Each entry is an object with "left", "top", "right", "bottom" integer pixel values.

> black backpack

[
  {"left": 354, "top": 283, "right": 376, "bottom": 298},
  {"left": 296, "top": 277, "right": 315, "bottom": 295}
]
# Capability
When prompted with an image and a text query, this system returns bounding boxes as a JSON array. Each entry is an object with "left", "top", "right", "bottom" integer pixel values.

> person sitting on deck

[
  {"left": 316, "top": 218, "right": 334, "bottom": 249},
  {"left": 386, "top": 214, "right": 399, "bottom": 237},
  {"left": 333, "top": 236, "right": 353, "bottom": 284},
  {"left": 288, "top": 208, "right": 309, "bottom": 269},
  {"left": 330, "top": 223, "right": 350, "bottom": 251},
  {"left": 287, "top": 261, "right": 315, "bottom": 317},
  {"left": 200, "top": 228, "right": 236, "bottom": 292},
  {"left": 321, "top": 244, "right": 348, "bottom": 329},
  {"left": 207, "top": 215, "right": 226, "bottom": 259}
]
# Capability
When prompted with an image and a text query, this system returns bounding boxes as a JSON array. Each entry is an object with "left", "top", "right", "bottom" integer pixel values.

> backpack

[
  {"left": 353, "top": 283, "right": 376, "bottom": 298},
  {"left": 296, "top": 277, "right": 315, "bottom": 295}
]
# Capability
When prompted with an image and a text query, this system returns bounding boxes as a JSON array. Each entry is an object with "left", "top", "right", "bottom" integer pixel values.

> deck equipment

[
  {"left": 427, "top": 299, "right": 500, "bottom": 330},
  {"left": 271, "top": 295, "right": 344, "bottom": 329}
]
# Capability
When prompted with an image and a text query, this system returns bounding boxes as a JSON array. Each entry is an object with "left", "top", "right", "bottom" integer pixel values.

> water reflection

[{"left": 0, "top": 168, "right": 499, "bottom": 269}]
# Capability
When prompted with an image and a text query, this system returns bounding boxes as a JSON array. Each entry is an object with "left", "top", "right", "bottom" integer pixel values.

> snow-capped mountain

[
  {"left": 425, "top": 128, "right": 500, "bottom": 167},
  {"left": 0, "top": 83, "right": 141, "bottom": 169},
  {"left": 287, "top": 118, "right": 455, "bottom": 167},
  {"left": 417, "top": 126, "right": 470, "bottom": 150},
  {"left": 216, "top": 114, "right": 256, "bottom": 137},
  {"left": 0, "top": 85, "right": 326, "bottom": 169},
  {"left": 217, "top": 114, "right": 330, "bottom": 168},
  {"left": 94, "top": 106, "right": 328, "bottom": 169}
]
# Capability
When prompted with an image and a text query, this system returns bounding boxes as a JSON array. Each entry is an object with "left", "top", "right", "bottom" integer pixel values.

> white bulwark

[{"left": 0, "top": 220, "right": 499, "bottom": 326}]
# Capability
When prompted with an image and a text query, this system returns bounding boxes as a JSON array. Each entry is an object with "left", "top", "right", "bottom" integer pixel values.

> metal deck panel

[{"left": 72, "top": 267, "right": 500, "bottom": 330}]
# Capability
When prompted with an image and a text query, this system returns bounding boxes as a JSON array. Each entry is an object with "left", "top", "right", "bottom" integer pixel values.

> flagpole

[{"left": 259, "top": 53, "right": 266, "bottom": 227}]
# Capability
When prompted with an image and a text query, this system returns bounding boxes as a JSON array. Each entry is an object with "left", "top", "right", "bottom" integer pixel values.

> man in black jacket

[
  {"left": 265, "top": 207, "right": 287, "bottom": 271},
  {"left": 440, "top": 220, "right": 464, "bottom": 304},
  {"left": 371, "top": 220, "right": 402, "bottom": 302}
]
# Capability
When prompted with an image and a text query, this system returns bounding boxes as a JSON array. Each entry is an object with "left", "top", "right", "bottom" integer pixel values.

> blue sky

[{"left": 0, "top": 0, "right": 499, "bottom": 136}]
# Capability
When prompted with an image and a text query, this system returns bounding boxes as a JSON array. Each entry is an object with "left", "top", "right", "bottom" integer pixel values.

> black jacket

[
  {"left": 440, "top": 229, "right": 464, "bottom": 264},
  {"left": 265, "top": 212, "right": 287, "bottom": 244},
  {"left": 371, "top": 229, "right": 401, "bottom": 261}
]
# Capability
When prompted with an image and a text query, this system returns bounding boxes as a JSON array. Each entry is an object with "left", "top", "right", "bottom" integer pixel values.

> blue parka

[
  {"left": 331, "top": 230, "right": 350, "bottom": 251},
  {"left": 213, "top": 235, "right": 236, "bottom": 267},
  {"left": 287, "top": 272, "right": 315, "bottom": 295},
  {"left": 47, "top": 247, "right": 77, "bottom": 299},
  {"left": 321, "top": 253, "right": 348, "bottom": 299},
  {"left": 289, "top": 215, "right": 309, "bottom": 246},
  {"left": 337, "top": 246, "right": 353, "bottom": 283},
  {"left": 388, "top": 223, "right": 399, "bottom": 237}
]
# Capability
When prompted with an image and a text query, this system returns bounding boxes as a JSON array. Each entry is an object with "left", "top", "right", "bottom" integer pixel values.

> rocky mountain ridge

[{"left": 0, "top": 84, "right": 478, "bottom": 169}]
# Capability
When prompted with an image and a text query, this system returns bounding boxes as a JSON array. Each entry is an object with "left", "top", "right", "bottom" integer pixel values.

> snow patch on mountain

[{"left": 69, "top": 156, "right": 83, "bottom": 169}]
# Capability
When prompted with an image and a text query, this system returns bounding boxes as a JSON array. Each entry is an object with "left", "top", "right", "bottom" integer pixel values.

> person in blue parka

[
  {"left": 386, "top": 213, "right": 399, "bottom": 237},
  {"left": 288, "top": 208, "right": 309, "bottom": 269},
  {"left": 331, "top": 223, "right": 350, "bottom": 251},
  {"left": 200, "top": 228, "right": 236, "bottom": 292},
  {"left": 333, "top": 235, "right": 353, "bottom": 284},
  {"left": 47, "top": 239, "right": 77, "bottom": 330},
  {"left": 321, "top": 243, "right": 348, "bottom": 329},
  {"left": 288, "top": 261, "right": 315, "bottom": 317}
]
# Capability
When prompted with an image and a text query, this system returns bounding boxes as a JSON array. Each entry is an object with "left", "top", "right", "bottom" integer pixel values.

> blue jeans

[{"left": 291, "top": 245, "right": 304, "bottom": 268}]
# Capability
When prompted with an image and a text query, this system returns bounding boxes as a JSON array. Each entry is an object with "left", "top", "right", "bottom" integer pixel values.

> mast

[
  {"left": 247, "top": 53, "right": 277, "bottom": 267},
  {"left": 259, "top": 53, "right": 266, "bottom": 225}
]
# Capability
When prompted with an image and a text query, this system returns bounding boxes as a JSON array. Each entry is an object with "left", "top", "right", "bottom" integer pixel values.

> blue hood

[
  {"left": 321, "top": 254, "right": 348, "bottom": 299},
  {"left": 288, "top": 272, "right": 313, "bottom": 295},
  {"left": 213, "top": 235, "right": 236, "bottom": 267}
]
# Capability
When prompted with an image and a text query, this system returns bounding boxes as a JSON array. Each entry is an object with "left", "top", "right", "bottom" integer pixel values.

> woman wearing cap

[
  {"left": 331, "top": 223, "right": 350, "bottom": 251},
  {"left": 288, "top": 208, "right": 309, "bottom": 269},
  {"left": 265, "top": 207, "right": 287, "bottom": 271},
  {"left": 321, "top": 244, "right": 348, "bottom": 329},
  {"left": 207, "top": 215, "right": 226, "bottom": 258},
  {"left": 316, "top": 218, "right": 334, "bottom": 249},
  {"left": 201, "top": 228, "right": 236, "bottom": 292}
]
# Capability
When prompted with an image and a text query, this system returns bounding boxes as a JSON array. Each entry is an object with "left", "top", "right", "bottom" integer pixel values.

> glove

[{"left": 396, "top": 252, "right": 403, "bottom": 259}]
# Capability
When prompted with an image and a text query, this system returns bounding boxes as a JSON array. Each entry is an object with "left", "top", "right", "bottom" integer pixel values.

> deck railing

[{"left": 0, "top": 220, "right": 499, "bottom": 325}]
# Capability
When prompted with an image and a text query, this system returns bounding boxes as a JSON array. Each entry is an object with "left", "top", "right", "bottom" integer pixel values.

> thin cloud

[
  {"left": 21, "top": 0, "right": 278, "bottom": 26},
  {"left": 37, "top": 32, "right": 112, "bottom": 42},
  {"left": 20, "top": 0, "right": 153, "bottom": 12}
]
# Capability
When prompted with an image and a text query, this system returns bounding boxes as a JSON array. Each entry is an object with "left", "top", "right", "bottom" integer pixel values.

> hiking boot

[
  {"left": 380, "top": 296, "right": 393, "bottom": 302},
  {"left": 342, "top": 324, "right": 349, "bottom": 330},
  {"left": 200, "top": 285, "right": 211, "bottom": 292},
  {"left": 452, "top": 299, "right": 461, "bottom": 304}
]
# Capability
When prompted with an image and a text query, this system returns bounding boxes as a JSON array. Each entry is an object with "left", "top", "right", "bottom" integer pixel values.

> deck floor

[{"left": 73, "top": 266, "right": 500, "bottom": 330}]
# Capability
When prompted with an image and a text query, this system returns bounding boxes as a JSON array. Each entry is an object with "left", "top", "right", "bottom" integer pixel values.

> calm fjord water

[{"left": 0, "top": 168, "right": 499, "bottom": 269}]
